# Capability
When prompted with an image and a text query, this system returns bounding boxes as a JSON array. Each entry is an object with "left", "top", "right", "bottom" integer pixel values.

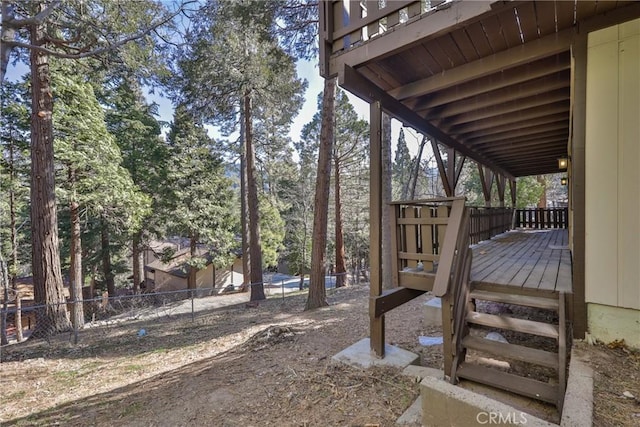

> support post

[
  {"left": 496, "top": 175, "right": 506, "bottom": 207},
  {"left": 570, "top": 33, "right": 588, "bottom": 338},
  {"left": 478, "top": 164, "right": 495, "bottom": 207},
  {"left": 509, "top": 178, "right": 517, "bottom": 207},
  {"left": 370, "top": 100, "right": 384, "bottom": 357}
]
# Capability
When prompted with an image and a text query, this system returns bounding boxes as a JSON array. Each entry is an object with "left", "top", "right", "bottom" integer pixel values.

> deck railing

[
  {"left": 515, "top": 207, "right": 568, "bottom": 229},
  {"left": 468, "top": 206, "right": 514, "bottom": 245},
  {"left": 319, "top": 0, "right": 455, "bottom": 74}
]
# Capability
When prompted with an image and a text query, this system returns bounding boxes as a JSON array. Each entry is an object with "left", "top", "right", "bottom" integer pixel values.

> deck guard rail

[
  {"left": 432, "top": 198, "right": 472, "bottom": 379},
  {"left": 515, "top": 207, "right": 568, "bottom": 229},
  {"left": 468, "top": 207, "right": 514, "bottom": 244}
]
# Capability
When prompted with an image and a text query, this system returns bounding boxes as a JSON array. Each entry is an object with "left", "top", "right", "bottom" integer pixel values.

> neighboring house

[{"left": 144, "top": 245, "right": 243, "bottom": 294}]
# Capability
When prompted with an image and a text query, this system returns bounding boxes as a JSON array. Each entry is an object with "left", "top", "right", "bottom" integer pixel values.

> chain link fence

[{"left": 0, "top": 272, "right": 351, "bottom": 361}]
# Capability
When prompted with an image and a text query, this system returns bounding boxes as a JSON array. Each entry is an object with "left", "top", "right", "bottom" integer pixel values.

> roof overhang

[{"left": 321, "top": 0, "right": 640, "bottom": 177}]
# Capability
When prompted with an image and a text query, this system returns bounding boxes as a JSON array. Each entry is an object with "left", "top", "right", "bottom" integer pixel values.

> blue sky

[{"left": 7, "top": 57, "right": 415, "bottom": 155}]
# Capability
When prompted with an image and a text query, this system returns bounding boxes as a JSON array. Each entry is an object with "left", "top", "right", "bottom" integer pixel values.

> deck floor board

[{"left": 471, "top": 229, "right": 572, "bottom": 293}]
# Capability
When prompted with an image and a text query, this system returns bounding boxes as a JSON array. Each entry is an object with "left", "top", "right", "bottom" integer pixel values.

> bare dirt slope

[{"left": 1, "top": 284, "right": 638, "bottom": 426}]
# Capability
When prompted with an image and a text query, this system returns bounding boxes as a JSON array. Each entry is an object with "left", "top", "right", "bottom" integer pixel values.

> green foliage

[
  {"left": 515, "top": 176, "right": 545, "bottom": 208},
  {"left": 393, "top": 128, "right": 412, "bottom": 199},
  {"left": 51, "top": 67, "right": 151, "bottom": 231},
  {"left": 0, "top": 79, "right": 31, "bottom": 274},
  {"left": 104, "top": 78, "right": 169, "bottom": 238},
  {"left": 258, "top": 195, "right": 285, "bottom": 268},
  {"left": 51, "top": 65, "right": 151, "bottom": 278},
  {"left": 164, "top": 104, "right": 237, "bottom": 268}
]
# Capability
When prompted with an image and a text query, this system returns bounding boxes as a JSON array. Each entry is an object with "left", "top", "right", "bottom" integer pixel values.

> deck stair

[{"left": 454, "top": 286, "right": 567, "bottom": 410}]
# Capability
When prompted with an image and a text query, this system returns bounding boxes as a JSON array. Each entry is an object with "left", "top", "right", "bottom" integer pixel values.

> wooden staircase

[{"left": 453, "top": 285, "right": 568, "bottom": 411}]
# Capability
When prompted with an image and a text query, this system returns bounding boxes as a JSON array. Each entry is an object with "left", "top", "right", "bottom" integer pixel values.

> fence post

[{"left": 72, "top": 298, "right": 79, "bottom": 344}]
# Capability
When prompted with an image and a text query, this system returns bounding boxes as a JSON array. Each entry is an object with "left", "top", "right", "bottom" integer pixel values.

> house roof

[
  {"left": 321, "top": 0, "right": 640, "bottom": 177},
  {"left": 145, "top": 246, "right": 212, "bottom": 279}
]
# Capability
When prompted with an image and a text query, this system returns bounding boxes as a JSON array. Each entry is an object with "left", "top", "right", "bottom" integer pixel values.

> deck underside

[{"left": 470, "top": 229, "right": 572, "bottom": 293}]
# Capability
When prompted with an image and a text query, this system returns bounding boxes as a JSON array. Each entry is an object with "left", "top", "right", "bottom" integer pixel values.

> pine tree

[{"left": 164, "top": 105, "right": 236, "bottom": 290}]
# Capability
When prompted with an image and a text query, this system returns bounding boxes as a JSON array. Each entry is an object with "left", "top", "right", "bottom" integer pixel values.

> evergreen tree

[
  {"left": 1, "top": 0, "right": 189, "bottom": 335},
  {"left": 0, "top": 80, "right": 31, "bottom": 290},
  {"left": 393, "top": 128, "right": 412, "bottom": 200},
  {"left": 177, "top": 1, "right": 305, "bottom": 300},
  {"left": 52, "top": 67, "right": 150, "bottom": 328},
  {"left": 164, "top": 105, "right": 236, "bottom": 290},
  {"left": 104, "top": 78, "right": 168, "bottom": 293}
]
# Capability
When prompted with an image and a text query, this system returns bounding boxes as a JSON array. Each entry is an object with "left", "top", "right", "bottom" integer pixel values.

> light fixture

[
  {"left": 560, "top": 176, "right": 568, "bottom": 186},
  {"left": 558, "top": 157, "right": 568, "bottom": 170}
]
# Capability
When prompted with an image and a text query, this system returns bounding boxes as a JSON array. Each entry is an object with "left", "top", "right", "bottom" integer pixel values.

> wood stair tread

[
  {"left": 462, "top": 335, "right": 558, "bottom": 369},
  {"left": 466, "top": 311, "right": 559, "bottom": 338},
  {"left": 456, "top": 362, "right": 558, "bottom": 404},
  {"left": 469, "top": 290, "right": 559, "bottom": 310}
]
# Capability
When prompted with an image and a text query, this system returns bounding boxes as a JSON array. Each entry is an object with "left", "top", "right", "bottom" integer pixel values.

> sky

[{"left": 7, "top": 56, "right": 416, "bottom": 157}]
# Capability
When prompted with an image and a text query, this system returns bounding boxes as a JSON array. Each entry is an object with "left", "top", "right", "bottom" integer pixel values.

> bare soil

[{"left": 1, "top": 284, "right": 638, "bottom": 426}]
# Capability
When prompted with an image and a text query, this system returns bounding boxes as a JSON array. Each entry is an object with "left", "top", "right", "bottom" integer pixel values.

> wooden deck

[{"left": 470, "top": 229, "right": 572, "bottom": 293}]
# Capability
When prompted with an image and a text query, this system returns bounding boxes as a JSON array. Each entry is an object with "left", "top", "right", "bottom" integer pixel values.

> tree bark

[
  {"left": 29, "top": 5, "right": 71, "bottom": 337},
  {"left": 188, "top": 233, "right": 197, "bottom": 290},
  {"left": 334, "top": 156, "right": 347, "bottom": 288},
  {"left": 381, "top": 112, "right": 393, "bottom": 289},
  {"left": 244, "top": 92, "right": 265, "bottom": 301},
  {"left": 132, "top": 232, "right": 143, "bottom": 294},
  {"left": 239, "top": 111, "right": 251, "bottom": 293},
  {"left": 101, "top": 218, "right": 115, "bottom": 298},
  {"left": 8, "top": 135, "right": 18, "bottom": 290},
  {"left": 305, "top": 77, "right": 336, "bottom": 310},
  {"left": 68, "top": 168, "right": 84, "bottom": 329}
]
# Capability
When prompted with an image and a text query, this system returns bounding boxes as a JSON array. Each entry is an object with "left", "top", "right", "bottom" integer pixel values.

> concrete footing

[
  {"left": 331, "top": 338, "right": 419, "bottom": 369},
  {"left": 560, "top": 350, "right": 594, "bottom": 426}
]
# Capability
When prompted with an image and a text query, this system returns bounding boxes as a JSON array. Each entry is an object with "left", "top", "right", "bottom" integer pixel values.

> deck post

[
  {"left": 370, "top": 100, "right": 385, "bottom": 357},
  {"left": 570, "top": 32, "right": 588, "bottom": 338}
]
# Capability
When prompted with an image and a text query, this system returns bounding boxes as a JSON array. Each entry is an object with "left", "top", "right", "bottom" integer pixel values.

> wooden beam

[
  {"left": 509, "top": 179, "right": 517, "bottom": 207},
  {"left": 328, "top": 1, "right": 496, "bottom": 77},
  {"left": 373, "top": 287, "right": 426, "bottom": 317},
  {"left": 423, "top": 77, "right": 570, "bottom": 119},
  {"left": 454, "top": 155, "right": 467, "bottom": 192},
  {"left": 570, "top": 34, "right": 587, "bottom": 339},
  {"left": 339, "top": 65, "right": 515, "bottom": 179},
  {"left": 439, "top": 89, "right": 570, "bottom": 129},
  {"left": 369, "top": 100, "right": 384, "bottom": 356},
  {"left": 448, "top": 102, "right": 570, "bottom": 134},
  {"left": 431, "top": 139, "right": 453, "bottom": 197},
  {"left": 390, "top": 28, "right": 575, "bottom": 101},
  {"left": 467, "top": 129, "right": 569, "bottom": 150},
  {"left": 409, "top": 55, "right": 571, "bottom": 111},
  {"left": 478, "top": 165, "right": 494, "bottom": 207},
  {"left": 460, "top": 114, "right": 569, "bottom": 140},
  {"left": 496, "top": 175, "right": 506, "bottom": 207}
]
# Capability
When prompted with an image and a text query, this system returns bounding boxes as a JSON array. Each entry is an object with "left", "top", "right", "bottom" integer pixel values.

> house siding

[{"left": 585, "top": 19, "right": 640, "bottom": 347}]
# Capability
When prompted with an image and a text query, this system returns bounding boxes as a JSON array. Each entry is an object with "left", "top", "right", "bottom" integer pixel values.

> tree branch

[{"left": 3, "top": 0, "right": 61, "bottom": 28}]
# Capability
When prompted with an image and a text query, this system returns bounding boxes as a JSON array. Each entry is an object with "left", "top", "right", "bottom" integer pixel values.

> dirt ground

[{"left": 1, "top": 284, "right": 639, "bottom": 426}]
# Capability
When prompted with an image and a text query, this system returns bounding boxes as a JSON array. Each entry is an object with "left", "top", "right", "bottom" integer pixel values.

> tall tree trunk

[
  {"left": 8, "top": 136, "right": 17, "bottom": 290},
  {"left": 188, "top": 233, "right": 197, "bottom": 290},
  {"left": 381, "top": 112, "right": 393, "bottom": 289},
  {"left": 100, "top": 218, "right": 115, "bottom": 298},
  {"left": 132, "top": 232, "right": 143, "bottom": 294},
  {"left": 244, "top": 93, "right": 265, "bottom": 301},
  {"left": 68, "top": 168, "right": 84, "bottom": 329},
  {"left": 305, "top": 77, "right": 336, "bottom": 310},
  {"left": 29, "top": 6, "right": 71, "bottom": 337},
  {"left": 334, "top": 157, "right": 347, "bottom": 288},
  {"left": 239, "top": 111, "right": 251, "bottom": 293}
]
